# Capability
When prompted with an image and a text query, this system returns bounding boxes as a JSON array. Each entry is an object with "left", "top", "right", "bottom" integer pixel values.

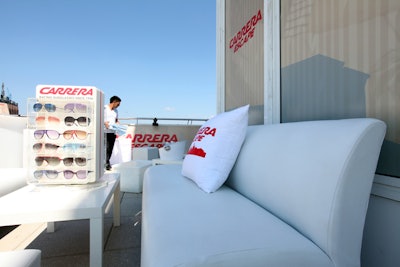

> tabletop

[{"left": 0, "top": 173, "right": 120, "bottom": 226}]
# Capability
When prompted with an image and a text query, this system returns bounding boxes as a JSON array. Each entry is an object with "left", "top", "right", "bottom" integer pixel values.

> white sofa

[
  {"left": 141, "top": 118, "right": 386, "bottom": 267},
  {"left": 0, "top": 116, "right": 40, "bottom": 266},
  {"left": 0, "top": 249, "right": 41, "bottom": 267},
  {"left": 0, "top": 115, "right": 28, "bottom": 197},
  {"left": 0, "top": 168, "right": 29, "bottom": 198}
]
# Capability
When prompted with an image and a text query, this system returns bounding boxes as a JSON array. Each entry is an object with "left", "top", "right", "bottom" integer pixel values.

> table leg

[
  {"left": 113, "top": 182, "right": 121, "bottom": 227},
  {"left": 47, "top": 222, "right": 55, "bottom": 233},
  {"left": 90, "top": 217, "right": 103, "bottom": 267}
]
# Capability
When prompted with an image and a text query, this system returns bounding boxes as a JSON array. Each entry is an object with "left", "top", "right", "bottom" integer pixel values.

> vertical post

[
  {"left": 46, "top": 222, "right": 55, "bottom": 233},
  {"left": 216, "top": 0, "right": 226, "bottom": 114},
  {"left": 264, "top": 0, "right": 281, "bottom": 124}
]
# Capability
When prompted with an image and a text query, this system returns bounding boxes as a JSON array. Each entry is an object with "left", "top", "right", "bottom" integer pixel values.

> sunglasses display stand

[{"left": 25, "top": 85, "right": 105, "bottom": 185}]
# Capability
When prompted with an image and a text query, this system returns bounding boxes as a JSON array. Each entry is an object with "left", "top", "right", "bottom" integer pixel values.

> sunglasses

[
  {"left": 62, "top": 143, "right": 89, "bottom": 151},
  {"left": 35, "top": 116, "right": 60, "bottom": 125},
  {"left": 35, "top": 156, "right": 89, "bottom": 167},
  {"left": 64, "top": 116, "right": 91, "bottom": 126},
  {"left": 34, "top": 156, "right": 61, "bottom": 166},
  {"left": 33, "top": 103, "right": 57, "bottom": 112},
  {"left": 34, "top": 130, "right": 90, "bottom": 140},
  {"left": 34, "top": 170, "right": 93, "bottom": 179},
  {"left": 33, "top": 143, "right": 88, "bottom": 152},
  {"left": 64, "top": 103, "right": 87, "bottom": 113}
]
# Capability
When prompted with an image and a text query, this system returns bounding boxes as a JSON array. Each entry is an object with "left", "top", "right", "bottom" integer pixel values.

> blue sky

[{"left": 0, "top": 0, "right": 216, "bottom": 121}]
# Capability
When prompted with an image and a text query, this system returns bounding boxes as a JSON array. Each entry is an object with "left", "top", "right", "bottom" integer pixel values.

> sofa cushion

[
  {"left": 142, "top": 164, "right": 333, "bottom": 267},
  {"left": 181, "top": 105, "right": 249, "bottom": 193}
]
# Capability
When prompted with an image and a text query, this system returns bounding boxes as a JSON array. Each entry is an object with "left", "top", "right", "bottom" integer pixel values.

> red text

[
  {"left": 39, "top": 87, "right": 93, "bottom": 96},
  {"left": 229, "top": 9, "right": 262, "bottom": 53},
  {"left": 132, "top": 133, "right": 178, "bottom": 148},
  {"left": 193, "top": 126, "right": 216, "bottom": 142}
]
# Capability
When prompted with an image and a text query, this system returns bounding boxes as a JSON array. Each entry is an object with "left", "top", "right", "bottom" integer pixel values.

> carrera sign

[
  {"left": 127, "top": 134, "right": 178, "bottom": 148},
  {"left": 38, "top": 86, "right": 93, "bottom": 96},
  {"left": 131, "top": 133, "right": 178, "bottom": 148},
  {"left": 229, "top": 9, "right": 263, "bottom": 53}
]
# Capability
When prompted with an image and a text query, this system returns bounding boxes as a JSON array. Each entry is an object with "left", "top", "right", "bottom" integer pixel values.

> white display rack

[{"left": 25, "top": 85, "right": 104, "bottom": 185}]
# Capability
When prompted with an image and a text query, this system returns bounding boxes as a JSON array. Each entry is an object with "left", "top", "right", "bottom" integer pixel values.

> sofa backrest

[
  {"left": 226, "top": 118, "right": 386, "bottom": 267},
  {"left": 0, "top": 115, "right": 27, "bottom": 168}
]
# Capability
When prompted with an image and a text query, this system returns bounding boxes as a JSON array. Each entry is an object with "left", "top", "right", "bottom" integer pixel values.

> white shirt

[{"left": 104, "top": 104, "right": 118, "bottom": 133}]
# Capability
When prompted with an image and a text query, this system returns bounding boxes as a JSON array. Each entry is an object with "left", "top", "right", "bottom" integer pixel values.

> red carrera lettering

[
  {"left": 196, "top": 126, "right": 216, "bottom": 137},
  {"left": 133, "top": 134, "right": 178, "bottom": 143},
  {"left": 169, "top": 135, "right": 178, "bottom": 142},
  {"left": 133, "top": 134, "right": 149, "bottom": 143},
  {"left": 39, "top": 86, "right": 93, "bottom": 96},
  {"left": 187, "top": 145, "right": 206, "bottom": 158},
  {"left": 229, "top": 9, "right": 262, "bottom": 53},
  {"left": 193, "top": 126, "right": 216, "bottom": 142},
  {"left": 193, "top": 134, "right": 205, "bottom": 142},
  {"left": 132, "top": 143, "right": 164, "bottom": 149},
  {"left": 233, "top": 28, "right": 255, "bottom": 53},
  {"left": 152, "top": 134, "right": 162, "bottom": 142}
]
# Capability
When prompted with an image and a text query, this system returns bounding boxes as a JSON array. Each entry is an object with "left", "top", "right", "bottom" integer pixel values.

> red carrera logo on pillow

[
  {"left": 187, "top": 126, "right": 216, "bottom": 158},
  {"left": 187, "top": 145, "right": 206, "bottom": 158}
]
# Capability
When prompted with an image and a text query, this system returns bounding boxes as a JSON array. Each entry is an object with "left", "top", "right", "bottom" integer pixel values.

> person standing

[{"left": 104, "top": 95, "right": 121, "bottom": 170}]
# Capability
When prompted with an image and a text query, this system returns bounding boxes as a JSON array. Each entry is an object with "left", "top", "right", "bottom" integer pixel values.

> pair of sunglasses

[
  {"left": 64, "top": 103, "right": 87, "bottom": 113},
  {"left": 35, "top": 116, "right": 90, "bottom": 126},
  {"left": 35, "top": 156, "right": 89, "bottom": 167},
  {"left": 35, "top": 116, "right": 60, "bottom": 125},
  {"left": 34, "top": 130, "right": 89, "bottom": 140},
  {"left": 33, "top": 170, "right": 93, "bottom": 179},
  {"left": 33, "top": 103, "right": 88, "bottom": 113},
  {"left": 33, "top": 143, "right": 88, "bottom": 152},
  {"left": 33, "top": 103, "right": 57, "bottom": 112},
  {"left": 64, "top": 116, "right": 91, "bottom": 126}
]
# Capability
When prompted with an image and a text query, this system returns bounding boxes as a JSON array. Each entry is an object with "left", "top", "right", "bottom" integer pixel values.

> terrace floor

[{"left": 0, "top": 182, "right": 142, "bottom": 266}]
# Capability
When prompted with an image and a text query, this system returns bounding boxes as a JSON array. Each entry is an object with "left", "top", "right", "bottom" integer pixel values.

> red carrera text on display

[{"left": 39, "top": 86, "right": 94, "bottom": 96}]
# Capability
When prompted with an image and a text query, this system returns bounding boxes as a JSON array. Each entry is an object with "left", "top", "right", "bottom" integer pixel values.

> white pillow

[{"left": 181, "top": 105, "right": 249, "bottom": 193}]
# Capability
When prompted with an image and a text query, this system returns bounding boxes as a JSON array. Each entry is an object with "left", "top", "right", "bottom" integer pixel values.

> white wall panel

[{"left": 225, "top": 0, "right": 264, "bottom": 125}]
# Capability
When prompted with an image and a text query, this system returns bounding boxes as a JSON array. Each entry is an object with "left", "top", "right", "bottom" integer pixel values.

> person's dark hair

[{"left": 110, "top": 95, "right": 121, "bottom": 103}]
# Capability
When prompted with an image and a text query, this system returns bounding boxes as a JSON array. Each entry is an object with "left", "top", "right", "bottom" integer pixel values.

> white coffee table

[{"left": 0, "top": 173, "right": 120, "bottom": 267}]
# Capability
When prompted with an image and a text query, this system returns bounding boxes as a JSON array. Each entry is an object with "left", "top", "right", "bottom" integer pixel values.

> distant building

[{"left": 0, "top": 82, "right": 19, "bottom": 115}]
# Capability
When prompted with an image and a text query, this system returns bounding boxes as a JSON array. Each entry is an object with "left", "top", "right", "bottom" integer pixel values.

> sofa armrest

[
  {"left": 0, "top": 168, "right": 28, "bottom": 198},
  {"left": 0, "top": 249, "right": 41, "bottom": 267}
]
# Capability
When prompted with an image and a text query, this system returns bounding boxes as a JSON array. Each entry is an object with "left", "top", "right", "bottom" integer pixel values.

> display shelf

[{"left": 26, "top": 86, "right": 104, "bottom": 185}]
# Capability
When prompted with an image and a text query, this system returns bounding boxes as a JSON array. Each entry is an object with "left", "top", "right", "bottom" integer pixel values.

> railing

[{"left": 119, "top": 117, "right": 207, "bottom": 126}]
